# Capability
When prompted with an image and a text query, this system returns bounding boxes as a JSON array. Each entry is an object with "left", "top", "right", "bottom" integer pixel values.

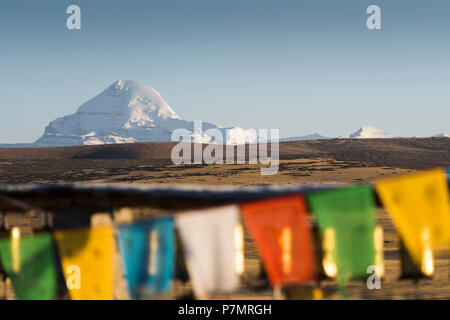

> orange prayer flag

[{"left": 241, "top": 195, "right": 315, "bottom": 286}]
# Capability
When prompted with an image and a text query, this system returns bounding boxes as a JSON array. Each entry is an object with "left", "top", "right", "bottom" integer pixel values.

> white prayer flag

[{"left": 175, "top": 205, "right": 240, "bottom": 298}]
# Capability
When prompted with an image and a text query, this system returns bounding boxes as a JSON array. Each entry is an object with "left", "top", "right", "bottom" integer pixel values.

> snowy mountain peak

[
  {"left": 349, "top": 125, "right": 392, "bottom": 139},
  {"left": 34, "top": 80, "right": 186, "bottom": 146},
  {"left": 433, "top": 133, "right": 449, "bottom": 138},
  {"left": 34, "top": 80, "right": 258, "bottom": 147},
  {"left": 84, "top": 80, "right": 180, "bottom": 121}
]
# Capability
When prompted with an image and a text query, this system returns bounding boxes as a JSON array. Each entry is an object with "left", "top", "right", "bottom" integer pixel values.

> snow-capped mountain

[
  {"left": 432, "top": 133, "right": 449, "bottom": 138},
  {"left": 34, "top": 80, "right": 258, "bottom": 146},
  {"left": 280, "top": 126, "right": 393, "bottom": 141},
  {"left": 347, "top": 125, "right": 392, "bottom": 139}
]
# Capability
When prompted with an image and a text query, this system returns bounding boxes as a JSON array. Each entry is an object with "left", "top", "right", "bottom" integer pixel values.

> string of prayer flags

[
  {"left": 308, "top": 184, "right": 379, "bottom": 284},
  {"left": 116, "top": 218, "right": 175, "bottom": 299},
  {"left": 0, "top": 231, "right": 58, "bottom": 300},
  {"left": 175, "top": 205, "right": 241, "bottom": 298},
  {"left": 54, "top": 226, "right": 114, "bottom": 300},
  {"left": 376, "top": 168, "right": 450, "bottom": 276},
  {"left": 0, "top": 166, "right": 449, "bottom": 300},
  {"left": 241, "top": 195, "right": 316, "bottom": 286}
]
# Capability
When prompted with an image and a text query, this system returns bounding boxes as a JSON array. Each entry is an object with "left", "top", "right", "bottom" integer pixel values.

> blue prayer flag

[{"left": 117, "top": 218, "right": 175, "bottom": 299}]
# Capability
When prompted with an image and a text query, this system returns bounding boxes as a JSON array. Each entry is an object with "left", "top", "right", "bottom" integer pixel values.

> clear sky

[{"left": 0, "top": 0, "right": 449, "bottom": 143}]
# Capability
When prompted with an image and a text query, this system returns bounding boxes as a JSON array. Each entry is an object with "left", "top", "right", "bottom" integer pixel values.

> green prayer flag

[
  {"left": 308, "top": 184, "right": 377, "bottom": 283},
  {"left": 0, "top": 233, "right": 58, "bottom": 300}
]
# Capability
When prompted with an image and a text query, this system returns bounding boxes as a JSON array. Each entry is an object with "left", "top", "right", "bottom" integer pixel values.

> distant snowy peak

[
  {"left": 282, "top": 127, "right": 394, "bottom": 141},
  {"left": 50, "top": 80, "right": 180, "bottom": 135},
  {"left": 348, "top": 125, "right": 392, "bottom": 139},
  {"left": 34, "top": 80, "right": 257, "bottom": 147},
  {"left": 103, "top": 80, "right": 180, "bottom": 121},
  {"left": 223, "top": 126, "right": 259, "bottom": 144},
  {"left": 432, "top": 133, "right": 449, "bottom": 138}
]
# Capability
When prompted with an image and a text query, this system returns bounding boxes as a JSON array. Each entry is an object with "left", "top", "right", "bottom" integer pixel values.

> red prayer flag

[{"left": 241, "top": 195, "right": 315, "bottom": 286}]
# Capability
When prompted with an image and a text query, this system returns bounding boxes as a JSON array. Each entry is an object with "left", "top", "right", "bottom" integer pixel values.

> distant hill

[{"left": 280, "top": 133, "right": 329, "bottom": 141}]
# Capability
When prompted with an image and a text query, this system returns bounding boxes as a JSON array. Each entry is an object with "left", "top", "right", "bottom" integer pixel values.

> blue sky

[{"left": 0, "top": 0, "right": 449, "bottom": 143}]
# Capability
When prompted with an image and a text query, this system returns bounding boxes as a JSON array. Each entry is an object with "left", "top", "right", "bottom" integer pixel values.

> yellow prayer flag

[
  {"left": 376, "top": 168, "right": 450, "bottom": 268},
  {"left": 54, "top": 226, "right": 114, "bottom": 300}
]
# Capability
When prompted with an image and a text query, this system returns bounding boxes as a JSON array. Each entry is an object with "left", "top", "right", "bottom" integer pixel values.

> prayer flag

[
  {"left": 0, "top": 232, "right": 58, "bottom": 300},
  {"left": 308, "top": 185, "right": 378, "bottom": 282},
  {"left": 175, "top": 205, "right": 240, "bottom": 298},
  {"left": 117, "top": 218, "right": 175, "bottom": 299},
  {"left": 376, "top": 168, "right": 450, "bottom": 274},
  {"left": 241, "top": 195, "right": 315, "bottom": 286},
  {"left": 54, "top": 226, "right": 114, "bottom": 300}
]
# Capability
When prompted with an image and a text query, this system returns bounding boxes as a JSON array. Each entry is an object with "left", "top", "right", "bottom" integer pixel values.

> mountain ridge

[{"left": 0, "top": 80, "right": 447, "bottom": 147}]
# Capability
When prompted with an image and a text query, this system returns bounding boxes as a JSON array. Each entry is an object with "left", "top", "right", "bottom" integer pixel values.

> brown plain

[{"left": 0, "top": 137, "right": 449, "bottom": 299}]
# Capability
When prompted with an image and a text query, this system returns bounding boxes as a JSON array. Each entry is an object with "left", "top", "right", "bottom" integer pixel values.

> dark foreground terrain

[
  {"left": 0, "top": 138, "right": 448, "bottom": 184},
  {"left": 0, "top": 138, "right": 449, "bottom": 299}
]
